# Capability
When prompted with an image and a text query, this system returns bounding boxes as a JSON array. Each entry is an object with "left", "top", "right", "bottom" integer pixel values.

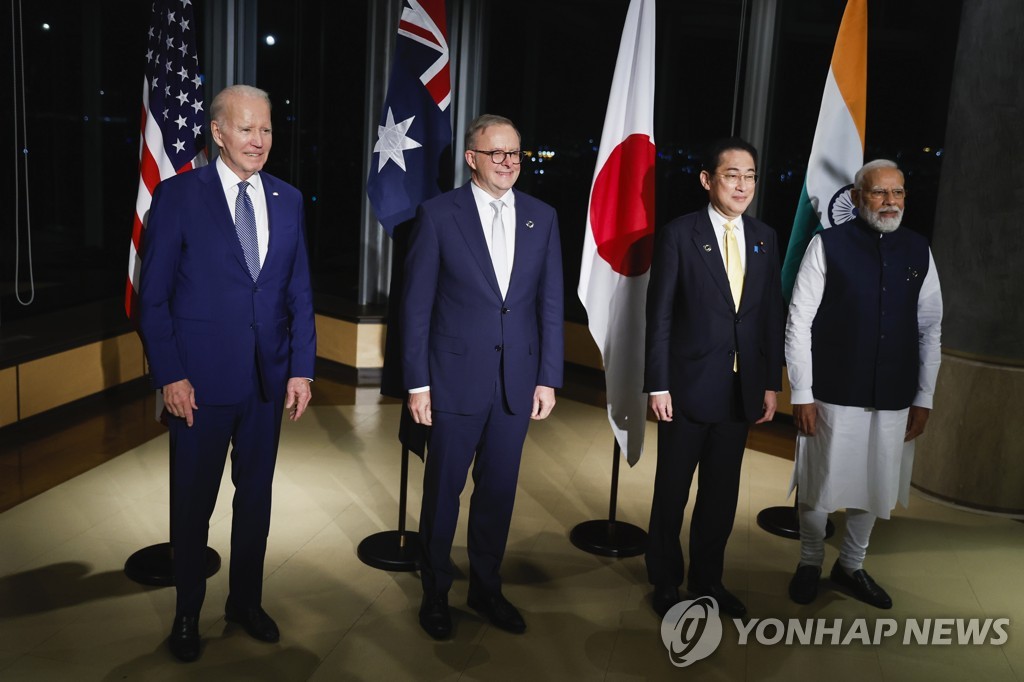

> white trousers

[{"left": 798, "top": 505, "right": 877, "bottom": 572}]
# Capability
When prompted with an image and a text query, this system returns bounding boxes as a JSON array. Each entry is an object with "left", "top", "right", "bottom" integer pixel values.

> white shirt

[
  {"left": 786, "top": 232, "right": 943, "bottom": 408},
  {"left": 470, "top": 181, "right": 516, "bottom": 297},
  {"left": 216, "top": 156, "right": 269, "bottom": 268},
  {"left": 707, "top": 204, "right": 746, "bottom": 273}
]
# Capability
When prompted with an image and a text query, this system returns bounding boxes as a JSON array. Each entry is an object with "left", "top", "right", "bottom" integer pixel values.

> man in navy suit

[
  {"left": 138, "top": 85, "right": 316, "bottom": 661},
  {"left": 402, "top": 114, "right": 564, "bottom": 639},
  {"left": 644, "top": 137, "right": 783, "bottom": 619}
]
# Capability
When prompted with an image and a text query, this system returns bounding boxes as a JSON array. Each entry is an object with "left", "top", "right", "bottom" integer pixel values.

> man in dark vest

[{"left": 785, "top": 159, "right": 943, "bottom": 609}]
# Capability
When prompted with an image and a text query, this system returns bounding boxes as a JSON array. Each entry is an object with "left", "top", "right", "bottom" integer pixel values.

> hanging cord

[{"left": 11, "top": 0, "right": 35, "bottom": 312}]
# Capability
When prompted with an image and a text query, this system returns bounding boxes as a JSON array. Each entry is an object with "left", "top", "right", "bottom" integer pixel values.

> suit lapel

[
  {"left": 199, "top": 164, "right": 252, "bottom": 278},
  {"left": 453, "top": 183, "right": 504, "bottom": 300},
  {"left": 738, "top": 219, "right": 766, "bottom": 313},
  {"left": 692, "top": 212, "right": 734, "bottom": 308},
  {"left": 506, "top": 189, "right": 532, "bottom": 296},
  {"left": 259, "top": 173, "right": 282, "bottom": 281}
]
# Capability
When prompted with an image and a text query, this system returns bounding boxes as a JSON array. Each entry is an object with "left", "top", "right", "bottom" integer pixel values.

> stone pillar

[{"left": 911, "top": 0, "right": 1024, "bottom": 515}]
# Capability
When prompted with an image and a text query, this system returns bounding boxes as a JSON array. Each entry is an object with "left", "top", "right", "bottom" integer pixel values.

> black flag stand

[
  {"left": 124, "top": 442, "right": 221, "bottom": 585},
  {"left": 570, "top": 439, "right": 648, "bottom": 557},
  {"left": 357, "top": 446, "right": 420, "bottom": 571},
  {"left": 756, "top": 491, "right": 835, "bottom": 540}
]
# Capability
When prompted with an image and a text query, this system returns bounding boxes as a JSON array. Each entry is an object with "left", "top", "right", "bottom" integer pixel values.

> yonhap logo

[{"left": 660, "top": 596, "right": 724, "bottom": 667}]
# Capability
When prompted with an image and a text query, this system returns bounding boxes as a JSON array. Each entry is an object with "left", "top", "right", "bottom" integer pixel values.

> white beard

[{"left": 861, "top": 205, "right": 903, "bottom": 233}]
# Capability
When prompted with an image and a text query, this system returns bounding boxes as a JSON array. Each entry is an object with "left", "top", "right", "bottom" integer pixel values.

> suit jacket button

[
  {"left": 502, "top": 307, "right": 510, "bottom": 314},
  {"left": 495, "top": 345, "right": 503, "bottom": 351}
]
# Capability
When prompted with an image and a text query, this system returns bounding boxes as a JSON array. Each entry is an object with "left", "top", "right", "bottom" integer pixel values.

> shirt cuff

[
  {"left": 790, "top": 388, "right": 815, "bottom": 404},
  {"left": 912, "top": 392, "right": 934, "bottom": 409},
  {"left": 409, "top": 386, "right": 430, "bottom": 394}
]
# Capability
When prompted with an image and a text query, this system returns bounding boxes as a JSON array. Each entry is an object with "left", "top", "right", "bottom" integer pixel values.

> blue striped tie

[{"left": 235, "top": 180, "right": 260, "bottom": 280}]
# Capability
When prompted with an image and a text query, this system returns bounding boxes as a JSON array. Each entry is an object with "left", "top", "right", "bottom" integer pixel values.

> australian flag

[{"left": 366, "top": 0, "right": 453, "bottom": 236}]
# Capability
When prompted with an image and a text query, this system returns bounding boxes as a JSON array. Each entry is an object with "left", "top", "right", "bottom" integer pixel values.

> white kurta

[{"left": 785, "top": 233, "right": 943, "bottom": 519}]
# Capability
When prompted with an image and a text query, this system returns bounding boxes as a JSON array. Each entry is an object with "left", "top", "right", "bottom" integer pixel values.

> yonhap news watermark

[{"left": 661, "top": 597, "right": 1010, "bottom": 668}]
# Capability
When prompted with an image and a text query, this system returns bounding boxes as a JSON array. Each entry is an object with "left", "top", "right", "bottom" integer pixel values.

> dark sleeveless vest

[{"left": 811, "top": 219, "right": 929, "bottom": 410}]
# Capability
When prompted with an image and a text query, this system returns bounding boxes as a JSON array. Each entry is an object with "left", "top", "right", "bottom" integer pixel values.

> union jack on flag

[
  {"left": 125, "top": 0, "right": 207, "bottom": 319},
  {"left": 366, "top": 0, "right": 453, "bottom": 236}
]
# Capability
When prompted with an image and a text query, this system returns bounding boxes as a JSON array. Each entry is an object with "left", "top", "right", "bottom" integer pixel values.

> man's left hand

[
  {"left": 905, "top": 405, "right": 930, "bottom": 442},
  {"left": 532, "top": 386, "right": 556, "bottom": 420},
  {"left": 285, "top": 378, "right": 312, "bottom": 421},
  {"left": 754, "top": 390, "right": 777, "bottom": 424}
]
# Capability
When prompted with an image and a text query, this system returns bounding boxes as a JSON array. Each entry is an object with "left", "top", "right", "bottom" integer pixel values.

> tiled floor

[{"left": 0, "top": 391, "right": 1021, "bottom": 680}]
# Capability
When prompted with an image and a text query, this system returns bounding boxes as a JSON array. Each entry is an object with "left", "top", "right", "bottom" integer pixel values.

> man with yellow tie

[{"left": 644, "top": 137, "right": 784, "bottom": 619}]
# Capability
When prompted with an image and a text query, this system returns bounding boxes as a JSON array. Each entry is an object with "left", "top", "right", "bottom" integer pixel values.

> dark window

[
  {"left": 256, "top": 0, "right": 369, "bottom": 303},
  {"left": 761, "top": 0, "right": 962, "bottom": 245},
  {"left": 1, "top": 0, "right": 152, "bottom": 324},
  {"left": 483, "top": 0, "right": 749, "bottom": 322}
]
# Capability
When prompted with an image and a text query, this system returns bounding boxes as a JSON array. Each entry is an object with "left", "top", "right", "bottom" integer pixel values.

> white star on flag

[{"left": 373, "top": 108, "right": 421, "bottom": 172}]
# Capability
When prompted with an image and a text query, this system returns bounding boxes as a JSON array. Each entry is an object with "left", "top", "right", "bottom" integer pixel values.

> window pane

[
  {"left": 1, "top": 0, "right": 152, "bottom": 323},
  {"left": 761, "top": 0, "right": 962, "bottom": 246},
  {"left": 483, "top": 0, "right": 746, "bottom": 322},
  {"left": 256, "top": 0, "right": 368, "bottom": 303}
]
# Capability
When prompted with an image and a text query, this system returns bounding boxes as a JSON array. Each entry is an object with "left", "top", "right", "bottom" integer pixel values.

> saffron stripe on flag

[{"left": 780, "top": 0, "right": 867, "bottom": 302}]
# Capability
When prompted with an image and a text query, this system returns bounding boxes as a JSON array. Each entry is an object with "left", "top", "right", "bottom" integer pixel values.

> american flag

[
  {"left": 125, "top": 0, "right": 207, "bottom": 319},
  {"left": 366, "top": 0, "right": 452, "bottom": 235}
]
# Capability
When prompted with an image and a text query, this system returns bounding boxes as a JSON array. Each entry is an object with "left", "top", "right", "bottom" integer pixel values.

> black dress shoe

[
  {"left": 225, "top": 603, "right": 281, "bottom": 642},
  {"left": 419, "top": 593, "right": 453, "bottom": 640},
  {"left": 829, "top": 560, "right": 892, "bottom": 609},
  {"left": 168, "top": 614, "right": 200, "bottom": 662},
  {"left": 788, "top": 564, "right": 822, "bottom": 605},
  {"left": 688, "top": 583, "right": 747, "bottom": 618},
  {"left": 651, "top": 585, "right": 681, "bottom": 618},
  {"left": 467, "top": 590, "right": 526, "bottom": 634}
]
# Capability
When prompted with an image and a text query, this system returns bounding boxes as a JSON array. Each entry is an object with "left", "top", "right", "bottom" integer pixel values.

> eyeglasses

[
  {"left": 865, "top": 187, "right": 907, "bottom": 200},
  {"left": 471, "top": 149, "right": 525, "bottom": 165},
  {"left": 715, "top": 173, "right": 758, "bottom": 186}
]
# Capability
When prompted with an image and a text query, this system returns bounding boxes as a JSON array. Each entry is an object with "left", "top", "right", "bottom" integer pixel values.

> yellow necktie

[
  {"left": 724, "top": 222, "right": 743, "bottom": 310},
  {"left": 724, "top": 222, "right": 743, "bottom": 372}
]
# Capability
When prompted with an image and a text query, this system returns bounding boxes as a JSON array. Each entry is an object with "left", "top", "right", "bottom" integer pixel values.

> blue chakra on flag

[{"left": 827, "top": 183, "right": 857, "bottom": 227}]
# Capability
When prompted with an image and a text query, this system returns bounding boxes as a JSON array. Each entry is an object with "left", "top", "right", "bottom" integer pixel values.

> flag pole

[
  {"left": 124, "top": 0, "right": 220, "bottom": 587},
  {"left": 124, "top": 442, "right": 222, "bottom": 584},
  {"left": 357, "top": 446, "right": 420, "bottom": 571},
  {"left": 570, "top": 439, "right": 647, "bottom": 557},
  {"left": 758, "top": 0, "right": 865, "bottom": 541}
]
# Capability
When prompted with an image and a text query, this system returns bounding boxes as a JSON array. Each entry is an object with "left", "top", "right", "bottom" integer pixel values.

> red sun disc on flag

[{"left": 589, "top": 133, "right": 656, "bottom": 276}]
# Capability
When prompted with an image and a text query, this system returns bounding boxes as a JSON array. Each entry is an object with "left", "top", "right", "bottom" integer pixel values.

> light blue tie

[{"left": 235, "top": 180, "right": 260, "bottom": 280}]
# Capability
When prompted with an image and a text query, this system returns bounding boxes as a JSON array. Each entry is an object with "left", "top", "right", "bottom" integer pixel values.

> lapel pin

[
  {"left": 754, "top": 240, "right": 766, "bottom": 254},
  {"left": 703, "top": 244, "right": 712, "bottom": 252},
  {"left": 525, "top": 220, "right": 534, "bottom": 229},
  {"left": 272, "top": 191, "right": 279, "bottom": 196}
]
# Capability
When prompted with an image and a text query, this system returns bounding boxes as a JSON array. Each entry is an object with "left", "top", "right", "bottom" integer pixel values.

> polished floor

[{"left": 0, "top": 382, "right": 1021, "bottom": 681}]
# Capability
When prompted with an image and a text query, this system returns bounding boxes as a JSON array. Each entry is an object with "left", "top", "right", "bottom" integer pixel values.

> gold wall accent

[
  {"left": 18, "top": 333, "right": 145, "bottom": 418},
  {"left": 564, "top": 321, "right": 603, "bottom": 370},
  {"left": 0, "top": 366, "right": 17, "bottom": 427},
  {"left": 315, "top": 315, "right": 385, "bottom": 369}
]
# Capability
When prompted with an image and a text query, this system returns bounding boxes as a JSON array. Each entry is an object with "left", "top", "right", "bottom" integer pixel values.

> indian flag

[{"left": 780, "top": 0, "right": 867, "bottom": 301}]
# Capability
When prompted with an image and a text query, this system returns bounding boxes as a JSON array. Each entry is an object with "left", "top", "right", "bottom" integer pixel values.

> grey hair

[
  {"left": 210, "top": 84, "right": 272, "bottom": 125},
  {"left": 464, "top": 114, "right": 520, "bottom": 151},
  {"left": 854, "top": 159, "right": 901, "bottom": 188}
]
